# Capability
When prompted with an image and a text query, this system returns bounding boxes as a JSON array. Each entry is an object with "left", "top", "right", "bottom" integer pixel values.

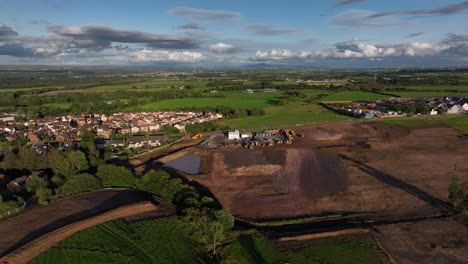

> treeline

[
  {"left": 389, "top": 102, "right": 430, "bottom": 114},
  {"left": 173, "top": 106, "right": 266, "bottom": 119},
  {"left": 377, "top": 75, "right": 463, "bottom": 85}
]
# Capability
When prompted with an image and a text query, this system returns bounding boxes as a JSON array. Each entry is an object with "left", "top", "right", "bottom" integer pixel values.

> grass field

[
  {"left": 220, "top": 102, "right": 352, "bottom": 130},
  {"left": 220, "top": 234, "right": 388, "bottom": 264},
  {"left": 391, "top": 85, "right": 468, "bottom": 92},
  {"left": 42, "top": 103, "right": 73, "bottom": 109},
  {"left": 30, "top": 218, "right": 203, "bottom": 264},
  {"left": 137, "top": 97, "right": 278, "bottom": 111},
  {"left": 388, "top": 91, "right": 468, "bottom": 98},
  {"left": 322, "top": 91, "right": 390, "bottom": 101},
  {"left": 381, "top": 115, "right": 468, "bottom": 132}
]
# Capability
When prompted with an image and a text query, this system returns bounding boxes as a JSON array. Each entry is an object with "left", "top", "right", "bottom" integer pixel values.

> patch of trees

[
  {"left": 389, "top": 102, "right": 430, "bottom": 114},
  {"left": 185, "top": 122, "right": 216, "bottom": 134},
  {"left": 176, "top": 106, "right": 265, "bottom": 119},
  {"left": 278, "top": 91, "right": 307, "bottom": 105}
]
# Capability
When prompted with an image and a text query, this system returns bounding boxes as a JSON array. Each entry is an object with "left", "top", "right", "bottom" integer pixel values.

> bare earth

[
  {"left": 189, "top": 123, "right": 468, "bottom": 220},
  {"left": 0, "top": 202, "right": 160, "bottom": 264}
]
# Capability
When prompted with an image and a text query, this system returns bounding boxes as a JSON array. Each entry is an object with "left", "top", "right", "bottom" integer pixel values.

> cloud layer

[
  {"left": 253, "top": 34, "right": 468, "bottom": 63},
  {"left": 243, "top": 24, "right": 302, "bottom": 35},
  {"left": 169, "top": 7, "right": 241, "bottom": 22}
]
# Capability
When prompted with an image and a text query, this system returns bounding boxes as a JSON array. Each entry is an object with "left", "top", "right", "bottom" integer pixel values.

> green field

[
  {"left": 30, "top": 217, "right": 388, "bottom": 264},
  {"left": 381, "top": 115, "right": 468, "bottom": 132},
  {"left": 42, "top": 103, "right": 73, "bottom": 109},
  {"left": 221, "top": 102, "right": 352, "bottom": 130},
  {"left": 138, "top": 97, "right": 277, "bottom": 111},
  {"left": 392, "top": 85, "right": 468, "bottom": 92},
  {"left": 388, "top": 91, "right": 468, "bottom": 98},
  {"left": 220, "top": 234, "right": 388, "bottom": 264},
  {"left": 30, "top": 218, "right": 203, "bottom": 264},
  {"left": 322, "top": 91, "right": 390, "bottom": 101},
  {"left": 0, "top": 86, "right": 64, "bottom": 93}
]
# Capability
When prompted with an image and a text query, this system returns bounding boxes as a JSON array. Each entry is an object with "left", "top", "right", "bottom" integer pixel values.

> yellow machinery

[{"left": 192, "top": 133, "right": 203, "bottom": 139}]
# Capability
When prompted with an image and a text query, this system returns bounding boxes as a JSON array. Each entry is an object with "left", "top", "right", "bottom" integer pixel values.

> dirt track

[
  {"left": 0, "top": 202, "right": 160, "bottom": 264},
  {"left": 0, "top": 189, "right": 168, "bottom": 258}
]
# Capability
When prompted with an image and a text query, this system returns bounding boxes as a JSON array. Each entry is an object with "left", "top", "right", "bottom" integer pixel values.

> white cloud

[
  {"left": 253, "top": 36, "right": 468, "bottom": 61},
  {"left": 208, "top": 42, "right": 238, "bottom": 53}
]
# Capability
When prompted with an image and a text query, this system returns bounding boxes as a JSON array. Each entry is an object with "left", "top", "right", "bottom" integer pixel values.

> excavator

[{"left": 192, "top": 133, "right": 203, "bottom": 139}]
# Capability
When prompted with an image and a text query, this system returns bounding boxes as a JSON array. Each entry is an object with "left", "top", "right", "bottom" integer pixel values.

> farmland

[
  {"left": 322, "top": 91, "right": 391, "bottom": 101},
  {"left": 30, "top": 219, "right": 202, "bottom": 264},
  {"left": 30, "top": 219, "right": 388, "bottom": 264}
]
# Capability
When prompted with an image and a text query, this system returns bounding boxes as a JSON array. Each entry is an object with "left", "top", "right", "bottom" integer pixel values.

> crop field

[
  {"left": 221, "top": 102, "right": 352, "bottom": 130},
  {"left": 220, "top": 234, "right": 389, "bottom": 264},
  {"left": 30, "top": 218, "right": 201, "bottom": 264},
  {"left": 322, "top": 91, "right": 391, "bottom": 101}
]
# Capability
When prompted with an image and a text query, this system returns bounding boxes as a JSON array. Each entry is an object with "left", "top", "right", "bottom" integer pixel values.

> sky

[{"left": 0, "top": 0, "right": 467, "bottom": 68}]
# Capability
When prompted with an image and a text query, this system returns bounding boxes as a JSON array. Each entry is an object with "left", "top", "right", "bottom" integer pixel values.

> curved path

[
  {"left": 0, "top": 202, "right": 160, "bottom": 264},
  {"left": 0, "top": 189, "right": 174, "bottom": 264}
]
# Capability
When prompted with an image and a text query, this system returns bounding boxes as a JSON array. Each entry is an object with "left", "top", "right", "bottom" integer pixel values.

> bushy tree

[
  {"left": 0, "top": 146, "right": 48, "bottom": 171},
  {"left": 26, "top": 175, "right": 52, "bottom": 205},
  {"left": 137, "top": 170, "right": 186, "bottom": 202},
  {"left": 62, "top": 173, "right": 102, "bottom": 195},
  {"left": 96, "top": 164, "right": 135, "bottom": 187},
  {"left": 50, "top": 150, "right": 89, "bottom": 183}
]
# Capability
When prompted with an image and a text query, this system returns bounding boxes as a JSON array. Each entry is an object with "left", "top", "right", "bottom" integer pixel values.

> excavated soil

[{"left": 190, "top": 122, "right": 468, "bottom": 220}]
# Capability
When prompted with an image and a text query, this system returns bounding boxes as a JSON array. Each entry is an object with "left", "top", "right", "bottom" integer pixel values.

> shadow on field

[
  {"left": 339, "top": 154, "right": 453, "bottom": 212},
  {"left": 0, "top": 190, "right": 152, "bottom": 257}
]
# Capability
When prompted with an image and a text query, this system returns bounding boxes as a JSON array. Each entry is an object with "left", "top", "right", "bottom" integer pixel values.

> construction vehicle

[{"left": 192, "top": 133, "right": 203, "bottom": 139}]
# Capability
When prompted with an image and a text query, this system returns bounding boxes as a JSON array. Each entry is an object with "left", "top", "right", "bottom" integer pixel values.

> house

[
  {"left": 7, "top": 176, "right": 29, "bottom": 193},
  {"left": 228, "top": 130, "right": 240, "bottom": 140},
  {"left": 105, "top": 139, "right": 126, "bottom": 148},
  {"left": 430, "top": 109, "right": 438, "bottom": 115},
  {"left": 462, "top": 103, "right": 468, "bottom": 112},
  {"left": 174, "top": 123, "right": 186, "bottom": 132},
  {"left": 363, "top": 112, "right": 375, "bottom": 119},
  {"left": 447, "top": 105, "right": 462, "bottom": 114}
]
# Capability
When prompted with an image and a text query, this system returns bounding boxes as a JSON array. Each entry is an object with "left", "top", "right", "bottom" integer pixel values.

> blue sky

[{"left": 0, "top": 0, "right": 467, "bottom": 67}]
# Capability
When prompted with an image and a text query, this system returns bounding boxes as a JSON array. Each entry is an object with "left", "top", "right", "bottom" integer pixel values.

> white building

[
  {"left": 228, "top": 130, "right": 240, "bottom": 140},
  {"left": 462, "top": 103, "right": 468, "bottom": 112},
  {"left": 447, "top": 105, "right": 462, "bottom": 114},
  {"left": 430, "top": 109, "right": 438, "bottom": 115}
]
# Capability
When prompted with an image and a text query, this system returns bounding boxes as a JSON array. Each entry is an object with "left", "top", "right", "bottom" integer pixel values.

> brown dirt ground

[
  {"left": 0, "top": 189, "right": 173, "bottom": 258},
  {"left": 372, "top": 218, "right": 468, "bottom": 264},
  {"left": 188, "top": 123, "right": 468, "bottom": 220},
  {"left": 0, "top": 202, "right": 161, "bottom": 264}
]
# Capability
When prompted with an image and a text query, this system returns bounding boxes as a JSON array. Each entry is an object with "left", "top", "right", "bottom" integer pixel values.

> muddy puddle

[{"left": 164, "top": 155, "right": 201, "bottom": 175}]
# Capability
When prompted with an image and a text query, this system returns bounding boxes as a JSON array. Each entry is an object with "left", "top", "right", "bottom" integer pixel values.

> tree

[
  {"left": 137, "top": 170, "right": 186, "bottom": 202},
  {"left": 180, "top": 207, "right": 235, "bottom": 256},
  {"left": 62, "top": 173, "right": 102, "bottom": 195},
  {"left": 96, "top": 164, "right": 135, "bottom": 187},
  {"left": 26, "top": 175, "right": 52, "bottom": 205},
  {"left": 50, "top": 150, "right": 89, "bottom": 181}
]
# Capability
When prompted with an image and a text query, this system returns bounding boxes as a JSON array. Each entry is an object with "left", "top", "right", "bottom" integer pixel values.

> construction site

[{"left": 153, "top": 122, "right": 468, "bottom": 263}]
